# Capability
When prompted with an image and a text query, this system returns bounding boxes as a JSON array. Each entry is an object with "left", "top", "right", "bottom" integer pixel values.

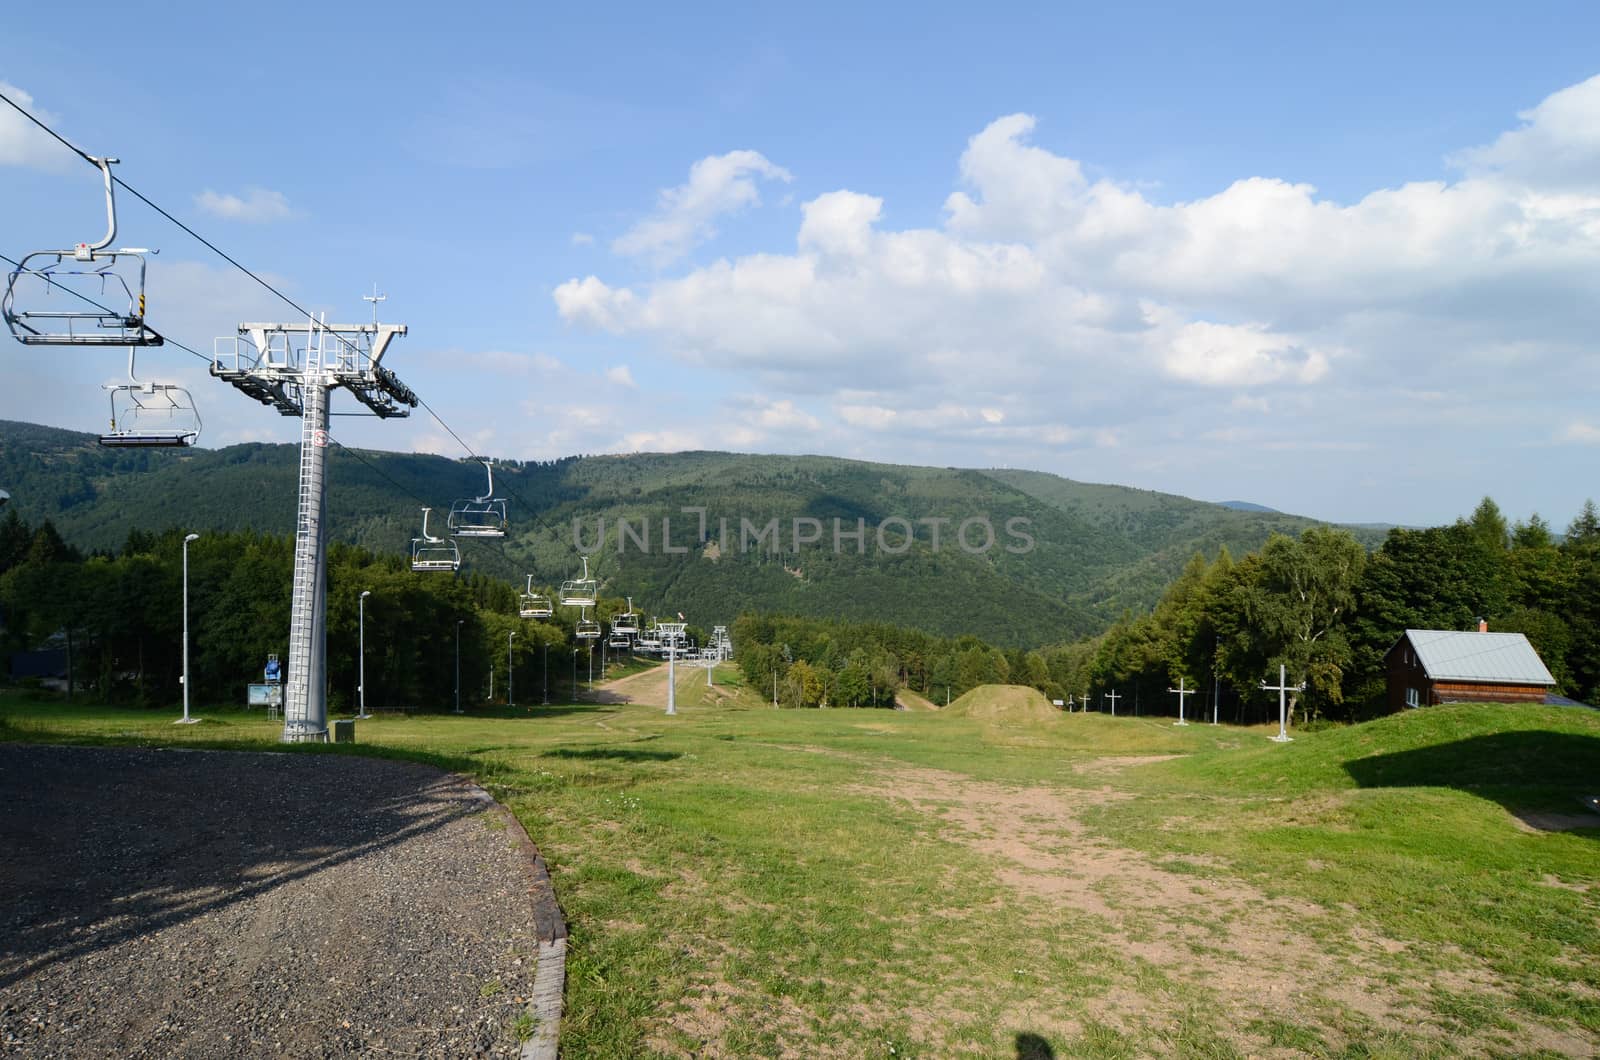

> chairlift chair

[
  {"left": 519, "top": 575, "right": 553, "bottom": 619},
  {"left": 411, "top": 507, "right": 460, "bottom": 573},
  {"left": 575, "top": 607, "right": 601, "bottom": 640},
  {"left": 98, "top": 347, "right": 201, "bottom": 448},
  {"left": 3, "top": 157, "right": 164, "bottom": 347},
  {"left": 607, "top": 627, "right": 631, "bottom": 649},
  {"left": 612, "top": 597, "right": 640, "bottom": 635},
  {"left": 448, "top": 459, "right": 507, "bottom": 538},
  {"left": 559, "top": 554, "right": 597, "bottom": 607}
]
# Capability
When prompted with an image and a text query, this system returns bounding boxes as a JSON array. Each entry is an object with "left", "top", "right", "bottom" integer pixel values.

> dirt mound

[
  {"left": 894, "top": 689, "right": 940, "bottom": 711},
  {"left": 942, "top": 684, "right": 1059, "bottom": 722}
]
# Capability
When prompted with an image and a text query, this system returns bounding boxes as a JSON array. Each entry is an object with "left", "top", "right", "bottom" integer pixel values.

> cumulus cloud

[
  {"left": 195, "top": 187, "right": 297, "bottom": 222},
  {"left": 0, "top": 82, "right": 73, "bottom": 170},
  {"left": 612, "top": 149, "right": 792, "bottom": 264},
  {"left": 550, "top": 79, "right": 1600, "bottom": 520},
  {"left": 606, "top": 364, "right": 636, "bottom": 387}
]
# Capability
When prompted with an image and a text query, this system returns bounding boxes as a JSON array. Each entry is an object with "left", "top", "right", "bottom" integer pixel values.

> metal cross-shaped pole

[
  {"left": 1104, "top": 689, "right": 1121, "bottom": 717},
  {"left": 1169, "top": 677, "right": 1193, "bottom": 726},
  {"left": 363, "top": 283, "right": 386, "bottom": 326},
  {"left": 1260, "top": 663, "right": 1304, "bottom": 743},
  {"left": 1081, "top": 690, "right": 1090, "bottom": 713}
]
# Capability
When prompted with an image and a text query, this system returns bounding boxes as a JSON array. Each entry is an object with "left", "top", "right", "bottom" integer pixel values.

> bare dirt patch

[{"left": 855, "top": 758, "right": 1595, "bottom": 1057}]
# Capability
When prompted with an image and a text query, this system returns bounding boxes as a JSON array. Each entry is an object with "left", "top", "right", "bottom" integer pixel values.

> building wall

[
  {"left": 1385, "top": 642, "right": 1431, "bottom": 712},
  {"left": 1429, "top": 681, "right": 1548, "bottom": 705}
]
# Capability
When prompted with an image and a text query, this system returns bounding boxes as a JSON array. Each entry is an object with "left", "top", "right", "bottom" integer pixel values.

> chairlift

[
  {"left": 519, "top": 574, "right": 553, "bottom": 619},
  {"left": 612, "top": 597, "right": 640, "bottom": 635},
  {"left": 607, "top": 626, "right": 632, "bottom": 649},
  {"left": 575, "top": 607, "right": 601, "bottom": 640},
  {"left": 448, "top": 460, "right": 507, "bottom": 538},
  {"left": 411, "top": 507, "right": 460, "bottom": 573},
  {"left": 559, "top": 555, "right": 597, "bottom": 607},
  {"left": 98, "top": 347, "right": 201, "bottom": 448},
  {"left": 3, "top": 157, "right": 164, "bottom": 347}
]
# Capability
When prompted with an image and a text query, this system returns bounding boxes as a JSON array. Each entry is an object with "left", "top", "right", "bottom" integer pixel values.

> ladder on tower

[{"left": 284, "top": 321, "right": 327, "bottom": 739}]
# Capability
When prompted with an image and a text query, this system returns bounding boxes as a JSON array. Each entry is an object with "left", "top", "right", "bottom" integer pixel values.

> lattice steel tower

[{"left": 212, "top": 315, "right": 415, "bottom": 741}]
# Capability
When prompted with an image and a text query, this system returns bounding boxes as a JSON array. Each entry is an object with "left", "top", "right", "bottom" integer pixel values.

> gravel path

[{"left": 0, "top": 744, "right": 565, "bottom": 1059}]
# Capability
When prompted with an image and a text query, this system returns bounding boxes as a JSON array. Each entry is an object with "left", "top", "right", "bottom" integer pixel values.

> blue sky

[{"left": 3, "top": 2, "right": 1599, "bottom": 528}]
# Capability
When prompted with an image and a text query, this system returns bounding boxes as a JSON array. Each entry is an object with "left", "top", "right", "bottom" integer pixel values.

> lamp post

[
  {"left": 454, "top": 619, "right": 464, "bottom": 714},
  {"left": 508, "top": 631, "right": 517, "bottom": 708},
  {"left": 542, "top": 640, "right": 549, "bottom": 706},
  {"left": 177, "top": 533, "right": 201, "bottom": 725},
  {"left": 356, "top": 590, "right": 372, "bottom": 718}
]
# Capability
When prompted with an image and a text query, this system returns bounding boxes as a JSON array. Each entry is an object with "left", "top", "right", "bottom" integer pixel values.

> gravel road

[{"left": 0, "top": 744, "right": 564, "bottom": 1058}]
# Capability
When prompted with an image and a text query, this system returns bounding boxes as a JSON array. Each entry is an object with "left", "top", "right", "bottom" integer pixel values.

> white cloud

[
  {"left": 0, "top": 82, "right": 73, "bottom": 170},
  {"left": 195, "top": 187, "right": 296, "bottom": 222},
  {"left": 545, "top": 79, "right": 1600, "bottom": 522},
  {"left": 612, "top": 149, "right": 792, "bottom": 264},
  {"left": 570, "top": 232, "right": 595, "bottom": 246},
  {"left": 606, "top": 364, "right": 636, "bottom": 387},
  {"left": 1559, "top": 422, "right": 1600, "bottom": 445}
]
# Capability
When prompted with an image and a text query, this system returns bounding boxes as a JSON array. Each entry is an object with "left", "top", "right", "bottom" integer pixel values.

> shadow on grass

[
  {"left": 542, "top": 747, "right": 682, "bottom": 762},
  {"left": 1016, "top": 1031, "right": 1055, "bottom": 1058},
  {"left": 1344, "top": 730, "right": 1600, "bottom": 835}
]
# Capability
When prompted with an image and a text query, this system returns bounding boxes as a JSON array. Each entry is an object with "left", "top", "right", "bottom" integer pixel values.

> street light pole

[
  {"left": 454, "top": 619, "right": 464, "bottom": 714},
  {"left": 542, "top": 640, "right": 549, "bottom": 706},
  {"left": 357, "top": 590, "right": 372, "bottom": 718},
  {"left": 508, "top": 631, "right": 517, "bottom": 708},
  {"left": 177, "top": 533, "right": 201, "bottom": 725}
]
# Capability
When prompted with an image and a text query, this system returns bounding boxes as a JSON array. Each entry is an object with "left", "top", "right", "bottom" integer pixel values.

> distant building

[{"left": 1384, "top": 623, "right": 1556, "bottom": 711}]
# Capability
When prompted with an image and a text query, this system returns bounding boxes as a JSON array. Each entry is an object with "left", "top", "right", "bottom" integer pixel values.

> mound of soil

[{"left": 942, "top": 684, "right": 1059, "bottom": 721}]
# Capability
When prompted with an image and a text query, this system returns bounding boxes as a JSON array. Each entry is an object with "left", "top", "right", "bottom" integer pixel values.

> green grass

[{"left": 2, "top": 691, "right": 1597, "bottom": 1058}]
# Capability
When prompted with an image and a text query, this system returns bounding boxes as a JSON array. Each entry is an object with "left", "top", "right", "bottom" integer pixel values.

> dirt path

[
  {"left": 590, "top": 664, "right": 672, "bottom": 706},
  {"left": 0, "top": 744, "right": 564, "bottom": 1059},
  {"left": 861, "top": 756, "right": 1593, "bottom": 1056}
]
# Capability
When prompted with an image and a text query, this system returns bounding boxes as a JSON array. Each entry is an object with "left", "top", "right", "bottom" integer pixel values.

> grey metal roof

[{"left": 1404, "top": 629, "right": 1556, "bottom": 686}]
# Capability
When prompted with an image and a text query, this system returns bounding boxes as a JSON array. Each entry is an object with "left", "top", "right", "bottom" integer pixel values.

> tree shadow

[
  {"left": 1343, "top": 731, "right": 1600, "bottom": 835},
  {"left": 542, "top": 747, "right": 681, "bottom": 762},
  {"left": 0, "top": 744, "right": 495, "bottom": 989},
  {"left": 1015, "top": 1031, "right": 1055, "bottom": 1059}
]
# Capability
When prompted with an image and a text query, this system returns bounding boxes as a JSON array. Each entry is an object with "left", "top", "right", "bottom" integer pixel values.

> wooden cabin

[{"left": 1384, "top": 625, "right": 1555, "bottom": 711}]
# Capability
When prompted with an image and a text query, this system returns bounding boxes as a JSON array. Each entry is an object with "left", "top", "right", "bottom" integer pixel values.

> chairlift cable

[
  {"left": 2, "top": 92, "right": 596, "bottom": 563},
  {"left": 0, "top": 90, "right": 364, "bottom": 361}
]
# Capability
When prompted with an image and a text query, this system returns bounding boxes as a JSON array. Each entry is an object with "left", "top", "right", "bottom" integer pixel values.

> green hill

[
  {"left": 0, "top": 419, "right": 1384, "bottom": 647},
  {"left": 942, "top": 684, "right": 1059, "bottom": 721}
]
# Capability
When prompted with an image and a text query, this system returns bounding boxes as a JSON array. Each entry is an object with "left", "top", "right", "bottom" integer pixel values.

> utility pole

[
  {"left": 357, "top": 590, "right": 371, "bottom": 719},
  {"left": 454, "top": 619, "right": 464, "bottom": 714},
  {"left": 1213, "top": 635, "right": 1221, "bottom": 725},
  {"left": 178, "top": 533, "right": 201, "bottom": 725},
  {"left": 1261, "top": 664, "right": 1304, "bottom": 743},
  {"left": 212, "top": 313, "right": 414, "bottom": 742},
  {"left": 1169, "top": 677, "right": 1193, "bottom": 726},
  {"left": 1104, "top": 689, "right": 1121, "bottom": 717}
]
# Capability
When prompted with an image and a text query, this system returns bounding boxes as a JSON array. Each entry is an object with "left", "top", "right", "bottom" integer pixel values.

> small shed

[{"left": 1384, "top": 627, "right": 1555, "bottom": 711}]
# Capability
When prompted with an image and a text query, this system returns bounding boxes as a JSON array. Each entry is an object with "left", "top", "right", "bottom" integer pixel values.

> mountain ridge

[{"left": 0, "top": 419, "right": 1387, "bottom": 647}]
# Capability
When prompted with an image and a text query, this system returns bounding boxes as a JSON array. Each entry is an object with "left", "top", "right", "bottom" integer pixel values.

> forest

[
  {"left": 4, "top": 495, "right": 1596, "bottom": 726},
  {"left": 0, "top": 515, "right": 635, "bottom": 711}
]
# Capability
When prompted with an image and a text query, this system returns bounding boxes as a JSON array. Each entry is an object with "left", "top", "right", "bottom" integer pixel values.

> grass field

[{"left": 3, "top": 675, "right": 1598, "bottom": 1058}]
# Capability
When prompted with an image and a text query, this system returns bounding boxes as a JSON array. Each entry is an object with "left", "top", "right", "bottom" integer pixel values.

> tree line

[
  {"left": 1065, "top": 498, "right": 1600, "bottom": 725},
  {"left": 0, "top": 513, "right": 649, "bottom": 711}
]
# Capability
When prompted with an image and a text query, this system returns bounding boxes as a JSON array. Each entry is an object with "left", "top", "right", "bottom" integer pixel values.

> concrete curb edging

[{"left": 461, "top": 781, "right": 568, "bottom": 1060}]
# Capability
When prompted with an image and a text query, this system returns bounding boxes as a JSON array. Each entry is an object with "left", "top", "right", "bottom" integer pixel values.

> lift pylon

[{"left": 212, "top": 310, "right": 415, "bottom": 742}]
